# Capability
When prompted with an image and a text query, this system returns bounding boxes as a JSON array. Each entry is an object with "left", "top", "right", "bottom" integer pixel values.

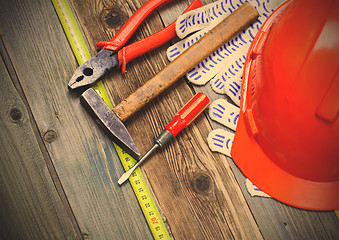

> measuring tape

[{"left": 52, "top": 1, "right": 171, "bottom": 239}]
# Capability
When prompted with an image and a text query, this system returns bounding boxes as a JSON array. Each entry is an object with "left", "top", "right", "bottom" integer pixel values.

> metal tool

[
  {"left": 118, "top": 92, "right": 210, "bottom": 185},
  {"left": 80, "top": 3, "right": 259, "bottom": 158},
  {"left": 53, "top": 1, "right": 173, "bottom": 238},
  {"left": 80, "top": 88, "right": 140, "bottom": 158},
  {"left": 68, "top": 0, "right": 203, "bottom": 90}
]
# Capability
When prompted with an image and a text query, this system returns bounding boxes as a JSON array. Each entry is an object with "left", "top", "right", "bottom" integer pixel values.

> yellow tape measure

[{"left": 52, "top": 0, "right": 171, "bottom": 239}]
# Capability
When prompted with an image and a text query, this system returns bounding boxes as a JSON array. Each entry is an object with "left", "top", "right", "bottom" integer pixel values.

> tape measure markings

[
  {"left": 52, "top": 0, "right": 170, "bottom": 239},
  {"left": 114, "top": 143, "right": 169, "bottom": 239}
]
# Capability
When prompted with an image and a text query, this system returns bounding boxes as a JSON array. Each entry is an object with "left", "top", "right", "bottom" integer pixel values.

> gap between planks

[{"left": 0, "top": 35, "right": 84, "bottom": 240}]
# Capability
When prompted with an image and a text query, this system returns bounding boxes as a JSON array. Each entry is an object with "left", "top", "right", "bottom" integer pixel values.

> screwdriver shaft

[
  {"left": 118, "top": 143, "right": 160, "bottom": 185},
  {"left": 118, "top": 92, "right": 210, "bottom": 185}
]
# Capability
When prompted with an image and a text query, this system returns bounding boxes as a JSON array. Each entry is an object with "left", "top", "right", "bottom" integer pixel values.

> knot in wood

[
  {"left": 192, "top": 172, "right": 213, "bottom": 194},
  {"left": 9, "top": 107, "right": 22, "bottom": 122},
  {"left": 100, "top": 7, "right": 127, "bottom": 30},
  {"left": 44, "top": 130, "right": 57, "bottom": 143}
]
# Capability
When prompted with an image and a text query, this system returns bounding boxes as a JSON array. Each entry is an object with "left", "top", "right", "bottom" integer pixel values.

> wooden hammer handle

[{"left": 113, "top": 3, "right": 258, "bottom": 122}]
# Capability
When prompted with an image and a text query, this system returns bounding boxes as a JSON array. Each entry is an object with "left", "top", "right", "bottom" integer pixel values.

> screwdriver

[{"left": 118, "top": 92, "right": 210, "bottom": 185}]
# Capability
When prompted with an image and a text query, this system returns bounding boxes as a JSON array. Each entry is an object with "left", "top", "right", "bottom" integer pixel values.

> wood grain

[
  {"left": 112, "top": 3, "right": 258, "bottom": 121},
  {"left": 188, "top": 16, "right": 339, "bottom": 240},
  {"left": 71, "top": 0, "right": 263, "bottom": 239},
  {"left": 73, "top": 0, "right": 338, "bottom": 239},
  {"left": 0, "top": 48, "right": 78, "bottom": 239},
  {"left": 0, "top": 0, "right": 337, "bottom": 239},
  {"left": 0, "top": 0, "right": 153, "bottom": 239}
]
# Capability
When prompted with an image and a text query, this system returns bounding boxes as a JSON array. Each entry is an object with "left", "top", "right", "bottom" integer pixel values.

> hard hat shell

[{"left": 231, "top": 0, "right": 339, "bottom": 210}]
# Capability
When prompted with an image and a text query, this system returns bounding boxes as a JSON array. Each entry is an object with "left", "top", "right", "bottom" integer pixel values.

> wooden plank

[
  {"left": 195, "top": 85, "right": 339, "bottom": 240},
  {"left": 0, "top": 46, "right": 78, "bottom": 239},
  {"left": 159, "top": 1, "right": 339, "bottom": 239},
  {"left": 0, "top": 0, "right": 153, "bottom": 239},
  {"left": 70, "top": 0, "right": 264, "bottom": 239}
]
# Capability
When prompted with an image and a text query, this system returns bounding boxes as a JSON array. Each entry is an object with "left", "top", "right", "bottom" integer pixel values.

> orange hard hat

[{"left": 231, "top": 0, "right": 339, "bottom": 210}]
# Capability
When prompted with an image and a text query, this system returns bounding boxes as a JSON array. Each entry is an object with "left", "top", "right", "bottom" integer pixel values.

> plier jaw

[
  {"left": 68, "top": 0, "right": 203, "bottom": 90},
  {"left": 68, "top": 49, "right": 119, "bottom": 90}
]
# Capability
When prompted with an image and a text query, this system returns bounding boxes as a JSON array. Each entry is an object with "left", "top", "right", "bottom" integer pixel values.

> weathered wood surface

[
  {"left": 0, "top": 0, "right": 153, "bottom": 239},
  {"left": 0, "top": 42, "right": 78, "bottom": 239},
  {"left": 112, "top": 2, "right": 258, "bottom": 122},
  {"left": 70, "top": 0, "right": 263, "bottom": 238},
  {"left": 71, "top": 0, "right": 338, "bottom": 239},
  {"left": 0, "top": 0, "right": 338, "bottom": 239},
  {"left": 160, "top": 1, "right": 339, "bottom": 239},
  {"left": 194, "top": 86, "right": 339, "bottom": 240}
]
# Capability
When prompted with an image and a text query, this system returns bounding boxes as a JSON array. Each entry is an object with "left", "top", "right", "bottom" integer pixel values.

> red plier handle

[
  {"left": 97, "top": 0, "right": 175, "bottom": 51},
  {"left": 96, "top": 0, "right": 203, "bottom": 73}
]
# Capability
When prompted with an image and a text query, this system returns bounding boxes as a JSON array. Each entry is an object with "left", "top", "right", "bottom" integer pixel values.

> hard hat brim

[{"left": 232, "top": 110, "right": 339, "bottom": 210}]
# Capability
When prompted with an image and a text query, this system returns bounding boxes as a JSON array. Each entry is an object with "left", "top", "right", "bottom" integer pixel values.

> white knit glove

[
  {"left": 167, "top": 0, "right": 285, "bottom": 106},
  {"left": 168, "top": 0, "right": 286, "bottom": 198}
]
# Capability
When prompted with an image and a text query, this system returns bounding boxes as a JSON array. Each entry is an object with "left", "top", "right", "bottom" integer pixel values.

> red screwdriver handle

[
  {"left": 165, "top": 92, "right": 210, "bottom": 137},
  {"left": 96, "top": 0, "right": 175, "bottom": 51}
]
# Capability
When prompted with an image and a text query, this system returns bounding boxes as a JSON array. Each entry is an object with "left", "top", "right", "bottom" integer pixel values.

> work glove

[
  {"left": 167, "top": 0, "right": 286, "bottom": 197},
  {"left": 167, "top": 0, "right": 285, "bottom": 106},
  {"left": 167, "top": 0, "right": 285, "bottom": 156}
]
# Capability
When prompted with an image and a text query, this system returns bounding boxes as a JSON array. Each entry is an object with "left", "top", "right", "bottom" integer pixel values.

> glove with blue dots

[{"left": 167, "top": 0, "right": 285, "bottom": 106}]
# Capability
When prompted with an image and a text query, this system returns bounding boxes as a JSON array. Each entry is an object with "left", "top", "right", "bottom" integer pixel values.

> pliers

[{"left": 68, "top": 0, "right": 203, "bottom": 90}]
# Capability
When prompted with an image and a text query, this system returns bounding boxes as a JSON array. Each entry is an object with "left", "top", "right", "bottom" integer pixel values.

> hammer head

[{"left": 80, "top": 88, "right": 140, "bottom": 159}]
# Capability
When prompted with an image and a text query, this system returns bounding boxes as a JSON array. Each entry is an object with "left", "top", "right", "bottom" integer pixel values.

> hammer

[{"left": 80, "top": 3, "right": 259, "bottom": 159}]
